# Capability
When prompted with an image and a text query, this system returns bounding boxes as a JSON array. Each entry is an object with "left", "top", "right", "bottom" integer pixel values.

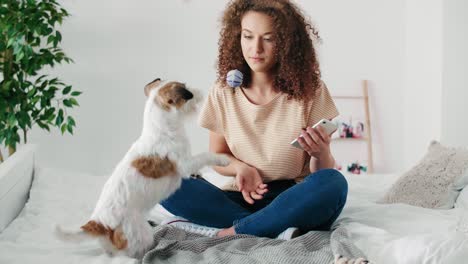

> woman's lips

[{"left": 251, "top": 57, "right": 265, "bottom": 62}]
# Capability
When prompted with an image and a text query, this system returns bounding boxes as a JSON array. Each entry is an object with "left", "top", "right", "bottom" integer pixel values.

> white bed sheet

[
  {"left": 336, "top": 172, "right": 468, "bottom": 264},
  {"left": 0, "top": 167, "right": 466, "bottom": 264},
  {"left": 0, "top": 166, "right": 137, "bottom": 264}
]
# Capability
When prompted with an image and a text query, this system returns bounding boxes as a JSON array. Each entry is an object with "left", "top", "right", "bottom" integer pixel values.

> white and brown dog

[{"left": 55, "top": 79, "right": 230, "bottom": 258}]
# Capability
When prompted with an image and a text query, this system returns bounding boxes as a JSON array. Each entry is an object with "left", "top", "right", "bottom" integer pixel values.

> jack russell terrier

[{"left": 55, "top": 78, "right": 230, "bottom": 258}]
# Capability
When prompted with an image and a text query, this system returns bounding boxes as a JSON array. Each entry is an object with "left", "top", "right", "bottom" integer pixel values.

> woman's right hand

[{"left": 235, "top": 164, "right": 268, "bottom": 204}]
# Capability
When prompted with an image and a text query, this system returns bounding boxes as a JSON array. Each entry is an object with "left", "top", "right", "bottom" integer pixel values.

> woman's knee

[
  {"left": 161, "top": 178, "right": 205, "bottom": 207},
  {"left": 304, "top": 168, "right": 348, "bottom": 197}
]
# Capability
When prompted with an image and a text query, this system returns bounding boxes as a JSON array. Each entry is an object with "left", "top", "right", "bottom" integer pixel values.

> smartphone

[{"left": 290, "top": 118, "right": 338, "bottom": 150}]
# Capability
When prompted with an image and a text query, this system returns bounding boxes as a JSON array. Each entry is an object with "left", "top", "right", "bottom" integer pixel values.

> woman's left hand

[{"left": 297, "top": 125, "right": 332, "bottom": 159}]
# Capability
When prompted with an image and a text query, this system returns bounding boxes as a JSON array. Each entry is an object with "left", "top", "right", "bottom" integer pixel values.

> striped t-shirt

[{"left": 198, "top": 81, "right": 339, "bottom": 191}]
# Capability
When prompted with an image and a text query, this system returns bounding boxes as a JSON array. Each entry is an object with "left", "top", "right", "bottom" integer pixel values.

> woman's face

[{"left": 240, "top": 11, "right": 277, "bottom": 74}]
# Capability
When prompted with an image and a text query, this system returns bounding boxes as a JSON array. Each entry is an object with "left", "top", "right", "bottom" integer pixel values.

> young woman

[{"left": 160, "top": 0, "right": 348, "bottom": 239}]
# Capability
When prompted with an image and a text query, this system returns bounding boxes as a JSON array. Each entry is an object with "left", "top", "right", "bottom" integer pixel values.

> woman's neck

[
  {"left": 248, "top": 71, "right": 277, "bottom": 96},
  {"left": 242, "top": 71, "right": 280, "bottom": 105}
]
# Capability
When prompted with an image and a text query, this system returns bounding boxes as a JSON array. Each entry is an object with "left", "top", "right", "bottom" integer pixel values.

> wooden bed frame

[{"left": 0, "top": 144, "right": 36, "bottom": 233}]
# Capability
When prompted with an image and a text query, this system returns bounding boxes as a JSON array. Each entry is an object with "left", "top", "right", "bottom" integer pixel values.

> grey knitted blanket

[{"left": 142, "top": 225, "right": 368, "bottom": 264}]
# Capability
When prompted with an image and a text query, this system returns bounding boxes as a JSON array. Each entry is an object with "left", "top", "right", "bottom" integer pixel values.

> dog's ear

[{"left": 144, "top": 78, "right": 162, "bottom": 97}]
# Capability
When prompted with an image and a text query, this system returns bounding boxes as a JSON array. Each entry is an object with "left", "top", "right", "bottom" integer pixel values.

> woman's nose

[{"left": 254, "top": 38, "right": 263, "bottom": 53}]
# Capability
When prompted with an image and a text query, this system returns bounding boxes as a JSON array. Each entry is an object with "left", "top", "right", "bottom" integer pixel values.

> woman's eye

[
  {"left": 264, "top": 38, "right": 273, "bottom": 42},
  {"left": 243, "top": 35, "right": 253, "bottom": 39}
]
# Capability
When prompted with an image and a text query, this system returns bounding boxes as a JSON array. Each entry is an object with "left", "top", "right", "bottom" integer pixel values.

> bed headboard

[{"left": 0, "top": 144, "right": 36, "bottom": 233}]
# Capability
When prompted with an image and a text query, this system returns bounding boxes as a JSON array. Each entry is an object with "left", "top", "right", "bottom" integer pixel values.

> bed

[{"left": 0, "top": 145, "right": 467, "bottom": 263}]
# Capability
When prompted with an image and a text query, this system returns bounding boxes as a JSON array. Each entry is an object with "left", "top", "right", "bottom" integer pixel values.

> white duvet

[
  {"left": 0, "top": 167, "right": 467, "bottom": 264},
  {"left": 0, "top": 167, "right": 137, "bottom": 264},
  {"left": 335, "top": 173, "right": 468, "bottom": 264}
]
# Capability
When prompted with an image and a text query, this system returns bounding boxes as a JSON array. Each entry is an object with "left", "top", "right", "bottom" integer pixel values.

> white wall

[
  {"left": 403, "top": 0, "right": 442, "bottom": 169},
  {"left": 29, "top": 0, "right": 228, "bottom": 175},
  {"left": 441, "top": 0, "right": 468, "bottom": 147},
  {"left": 28, "top": 0, "right": 411, "bottom": 175},
  {"left": 300, "top": 0, "right": 406, "bottom": 173}
]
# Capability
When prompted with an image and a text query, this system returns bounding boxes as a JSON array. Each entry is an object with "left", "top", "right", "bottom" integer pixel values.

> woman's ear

[{"left": 144, "top": 78, "right": 161, "bottom": 97}]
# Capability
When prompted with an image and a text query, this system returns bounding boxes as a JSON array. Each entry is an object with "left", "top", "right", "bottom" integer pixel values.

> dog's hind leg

[{"left": 123, "top": 212, "right": 155, "bottom": 258}]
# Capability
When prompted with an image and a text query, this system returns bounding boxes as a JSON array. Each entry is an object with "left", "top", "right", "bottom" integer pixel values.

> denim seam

[
  {"left": 233, "top": 190, "right": 295, "bottom": 234},
  {"left": 233, "top": 206, "right": 269, "bottom": 234},
  {"left": 232, "top": 182, "right": 295, "bottom": 233}
]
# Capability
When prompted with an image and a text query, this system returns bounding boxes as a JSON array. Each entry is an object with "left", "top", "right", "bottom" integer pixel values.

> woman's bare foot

[{"left": 216, "top": 226, "right": 236, "bottom": 237}]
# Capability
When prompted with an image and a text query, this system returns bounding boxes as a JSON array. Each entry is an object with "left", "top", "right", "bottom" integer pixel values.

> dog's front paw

[
  {"left": 334, "top": 255, "right": 370, "bottom": 264},
  {"left": 190, "top": 172, "right": 202, "bottom": 179},
  {"left": 214, "top": 154, "right": 230, "bottom": 167}
]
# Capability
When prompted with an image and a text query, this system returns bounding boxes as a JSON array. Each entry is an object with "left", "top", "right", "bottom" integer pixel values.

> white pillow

[{"left": 379, "top": 141, "right": 468, "bottom": 209}]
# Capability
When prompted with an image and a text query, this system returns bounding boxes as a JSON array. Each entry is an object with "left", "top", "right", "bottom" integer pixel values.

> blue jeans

[{"left": 160, "top": 168, "right": 348, "bottom": 238}]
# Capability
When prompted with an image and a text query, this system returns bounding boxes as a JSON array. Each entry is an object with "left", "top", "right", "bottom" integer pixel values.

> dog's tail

[
  {"left": 55, "top": 220, "right": 108, "bottom": 243},
  {"left": 54, "top": 225, "right": 92, "bottom": 243}
]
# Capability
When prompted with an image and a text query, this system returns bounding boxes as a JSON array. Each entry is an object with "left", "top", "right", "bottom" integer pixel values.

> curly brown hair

[{"left": 217, "top": 0, "right": 322, "bottom": 102}]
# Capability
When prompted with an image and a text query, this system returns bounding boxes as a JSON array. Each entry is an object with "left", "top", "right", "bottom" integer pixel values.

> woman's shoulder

[
  {"left": 211, "top": 80, "right": 224, "bottom": 89},
  {"left": 315, "top": 79, "right": 328, "bottom": 96},
  {"left": 210, "top": 80, "right": 228, "bottom": 92},
  {"left": 209, "top": 80, "right": 236, "bottom": 98},
  {"left": 298, "top": 79, "right": 327, "bottom": 105}
]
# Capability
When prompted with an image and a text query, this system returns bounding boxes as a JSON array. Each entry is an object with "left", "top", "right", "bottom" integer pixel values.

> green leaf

[
  {"left": 8, "top": 114, "right": 16, "bottom": 126},
  {"left": 55, "top": 115, "right": 63, "bottom": 126},
  {"left": 17, "top": 112, "right": 31, "bottom": 129},
  {"left": 67, "top": 124, "right": 73, "bottom": 134},
  {"left": 40, "top": 80, "right": 49, "bottom": 90},
  {"left": 67, "top": 116, "right": 75, "bottom": 126},
  {"left": 61, "top": 123, "right": 67, "bottom": 134},
  {"left": 1, "top": 81, "right": 11, "bottom": 92},
  {"left": 15, "top": 51, "right": 24, "bottom": 62},
  {"left": 43, "top": 108, "right": 55, "bottom": 120},
  {"left": 27, "top": 87, "right": 36, "bottom": 97},
  {"left": 13, "top": 43, "right": 21, "bottom": 54},
  {"left": 7, "top": 38, "right": 15, "bottom": 47},
  {"left": 37, "top": 121, "right": 50, "bottom": 131},
  {"left": 69, "top": 98, "right": 79, "bottom": 106},
  {"left": 63, "top": 99, "right": 72, "bottom": 107},
  {"left": 47, "top": 35, "right": 55, "bottom": 45},
  {"left": 35, "top": 75, "right": 47, "bottom": 84},
  {"left": 18, "top": 72, "right": 24, "bottom": 83},
  {"left": 31, "top": 96, "right": 40, "bottom": 104},
  {"left": 62, "top": 85, "right": 71, "bottom": 95},
  {"left": 47, "top": 113, "right": 56, "bottom": 122},
  {"left": 24, "top": 45, "right": 33, "bottom": 56},
  {"left": 71, "top": 91, "right": 82, "bottom": 96},
  {"left": 49, "top": 78, "right": 59, "bottom": 85},
  {"left": 0, "top": 99, "right": 5, "bottom": 112},
  {"left": 48, "top": 86, "right": 58, "bottom": 94},
  {"left": 56, "top": 31, "right": 62, "bottom": 42},
  {"left": 55, "top": 109, "right": 64, "bottom": 125}
]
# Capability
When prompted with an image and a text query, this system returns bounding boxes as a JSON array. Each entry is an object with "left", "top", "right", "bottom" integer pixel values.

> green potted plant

[{"left": 0, "top": 0, "right": 81, "bottom": 163}]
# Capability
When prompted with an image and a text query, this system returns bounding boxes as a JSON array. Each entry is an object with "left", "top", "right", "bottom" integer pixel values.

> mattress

[{"left": 0, "top": 166, "right": 466, "bottom": 264}]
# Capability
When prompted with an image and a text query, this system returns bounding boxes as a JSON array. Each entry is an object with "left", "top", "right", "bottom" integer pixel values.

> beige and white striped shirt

[{"left": 198, "top": 81, "right": 339, "bottom": 191}]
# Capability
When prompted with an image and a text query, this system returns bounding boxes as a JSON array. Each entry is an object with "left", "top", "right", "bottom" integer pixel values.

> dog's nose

[{"left": 180, "top": 88, "right": 193, "bottom": 100}]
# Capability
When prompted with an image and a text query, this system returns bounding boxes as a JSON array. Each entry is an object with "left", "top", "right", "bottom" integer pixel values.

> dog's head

[{"left": 143, "top": 78, "right": 201, "bottom": 118}]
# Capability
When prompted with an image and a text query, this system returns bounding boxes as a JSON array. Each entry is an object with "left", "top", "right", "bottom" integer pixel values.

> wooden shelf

[
  {"left": 333, "top": 137, "right": 368, "bottom": 141},
  {"left": 331, "top": 80, "right": 374, "bottom": 173}
]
